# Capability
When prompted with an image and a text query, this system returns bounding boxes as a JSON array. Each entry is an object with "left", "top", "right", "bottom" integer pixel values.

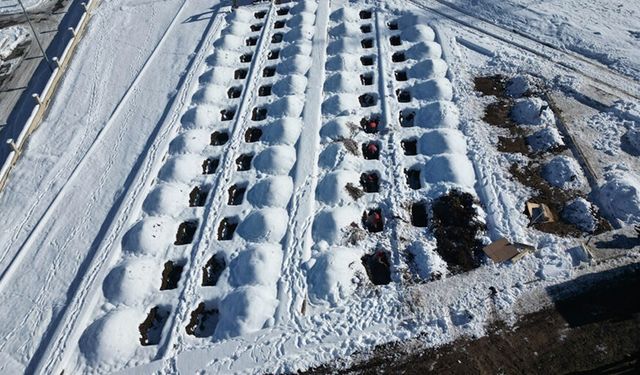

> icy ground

[{"left": 0, "top": 0, "right": 639, "bottom": 374}]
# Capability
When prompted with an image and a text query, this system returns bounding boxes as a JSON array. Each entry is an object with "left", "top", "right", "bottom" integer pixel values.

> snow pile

[
  {"left": 254, "top": 145, "right": 297, "bottom": 175},
  {"left": 192, "top": 85, "right": 228, "bottom": 104},
  {"left": 80, "top": 308, "right": 145, "bottom": 368},
  {"left": 312, "top": 206, "right": 361, "bottom": 245},
  {"left": 277, "top": 54, "right": 312, "bottom": 75},
  {"left": 541, "top": 155, "right": 587, "bottom": 190},
  {"left": 401, "top": 24, "right": 435, "bottom": 43},
  {"left": 407, "top": 242, "right": 448, "bottom": 280},
  {"left": 103, "top": 258, "right": 161, "bottom": 306},
  {"left": 159, "top": 154, "right": 203, "bottom": 184},
  {"left": 415, "top": 101, "right": 460, "bottom": 129},
  {"left": 409, "top": 59, "right": 449, "bottom": 80},
  {"left": 180, "top": 104, "right": 220, "bottom": 129},
  {"left": 273, "top": 75, "right": 308, "bottom": 96},
  {"left": 322, "top": 93, "right": 360, "bottom": 116},
  {"left": 246, "top": 176, "right": 294, "bottom": 208},
  {"left": 419, "top": 129, "right": 467, "bottom": 155},
  {"left": 215, "top": 286, "right": 278, "bottom": 339},
  {"left": 324, "top": 72, "right": 362, "bottom": 93},
  {"left": 262, "top": 117, "right": 302, "bottom": 145},
  {"left": 269, "top": 96, "right": 305, "bottom": 118},
  {"left": 406, "top": 41, "right": 442, "bottom": 60},
  {"left": 325, "top": 54, "right": 362, "bottom": 72},
  {"left": 412, "top": 79, "right": 454, "bottom": 102},
  {"left": 561, "top": 197, "right": 598, "bottom": 233},
  {"left": 320, "top": 117, "right": 356, "bottom": 141},
  {"left": 316, "top": 170, "right": 360, "bottom": 205},
  {"left": 527, "top": 126, "right": 564, "bottom": 152},
  {"left": 122, "top": 217, "right": 176, "bottom": 255},
  {"left": 423, "top": 154, "right": 476, "bottom": 188},
  {"left": 230, "top": 244, "right": 283, "bottom": 287},
  {"left": 506, "top": 75, "right": 534, "bottom": 98},
  {"left": 237, "top": 208, "right": 288, "bottom": 243},
  {"left": 307, "top": 247, "right": 366, "bottom": 306},
  {"left": 599, "top": 171, "right": 640, "bottom": 224},
  {"left": 168, "top": 129, "right": 210, "bottom": 155},
  {"left": 511, "top": 97, "right": 555, "bottom": 126},
  {"left": 143, "top": 183, "right": 188, "bottom": 216}
]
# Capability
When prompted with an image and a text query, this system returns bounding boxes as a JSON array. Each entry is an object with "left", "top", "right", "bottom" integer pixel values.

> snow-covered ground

[{"left": 0, "top": 0, "right": 638, "bottom": 374}]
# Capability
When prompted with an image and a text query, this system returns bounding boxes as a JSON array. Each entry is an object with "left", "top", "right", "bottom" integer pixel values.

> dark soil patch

[
  {"left": 202, "top": 253, "right": 225, "bottom": 286},
  {"left": 139, "top": 306, "right": 169, "bottom": 346},
  {"left": 160, "top": 261, "right": 184, "bottom": 290},
  {"left": 303, "top": 264, "right": 640, "bottom": 375},
  {"left": 483, "top": 100, "right": 513, "bottom": 127},
  {"left": 497, "top": 134, "right": 529, "bottom": 154},
  {"left": 474, "top": 74, "right": 508, "bottom": 97},
  {"left": 430, "top": 190, "right": 485, "bottom": 273},
  {"left": 185, "top": 302, "right": 218, "bottom": 337},
  {"left": 341, "top": 138, "right": 360, "bottom": 156},
  {"left": 361, "top": 250, "right": 391, "bottom": 285}
]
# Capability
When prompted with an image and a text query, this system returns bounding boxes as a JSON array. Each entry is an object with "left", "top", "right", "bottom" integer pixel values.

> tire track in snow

[{"left": 157, "top": 3, "right": 277, "bottom": 363}]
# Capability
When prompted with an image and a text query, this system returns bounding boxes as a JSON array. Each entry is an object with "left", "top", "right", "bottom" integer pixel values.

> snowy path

[
  {"left": 0, "top": 0, "right": 222, "bottom": 371},
  {"left": 275, "top": 0, "right": 330, "bottom": 325}
]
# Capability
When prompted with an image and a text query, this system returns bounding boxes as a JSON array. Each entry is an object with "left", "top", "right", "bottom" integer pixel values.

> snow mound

[
  {"left": 215, "top": 286, "right": 278, "bottom": 339},
  {"left": 269, "top": 96, "right": 305, "bottom": 118},
  {"left": 323, "top": 72, "right": 361, "bottom": 93},
  {"left": 527, "top": 127, "right": 565, "bottom": 152},
  {"left": 168, "top": 129, "right": 210, "bottom": 155},
  {"left": 281, "top": 42, "right": 312, "bottom": 58},
  {"left": 103, "top": 258, "right": 161, "bottom": 306},
  {"left": 327, "top": 37, "right": 363, "bottom": 55},
  {"left": 329, "top": 22, "right": 361, "bottom": 37},
  {"left": 506, "top": 75, "right": 534, "bottom": 98},
  {"left": 413, "top": 79, "right": 454, "bottom": 101},
  {"left": 192, "top": 85, "right": 228, "bottom": 104},
  {"left": 542, "top": 155, "right": 587, "bottom": 190},
  {"left": 226, "top": 21, "right": 250, "bottom": 36},
  {"left": 181, "top": 105, "right": 219, "bottom": 130},
  {"left": 273, "top": 75, "right": 308, "bottom": 96},
  {"left": 325, "top": 54, "right": 362, "bottom": 72},
  {"left": 318, "top": 142, "right": 361, "bottom": 171},
  {"left": 80, "top": 308, "right": 145, "bottom": 368},
  {"left": 401, "top": 24, "right": 435, "bottom": 42},
  {"left": 322, "top": 94, "right": 360, "bottom": 116},
  {"left": 409, "top": 59, "right": 448, "bottom": 79},
  {"left": 406, "top": 41, "right": 443, "bottom": 60},
  {"left": 262, "top": 117, "right": 302, "bottom": 145},
  {"left": 213, "top": 34, "right": 244, "bottom": 51},
  {"left": 312, "top": 206, "right": 361, "bottom": 245},
  {"left": 419, "top": 129, "right": 468, "bottom": 155},
  {"left": 320, "top": 117, "right": 355, "bottom": 142},
  {"left": 562, "top": 197, "right": 598, "bottom": 233},
  {"left": 143, "top": 183, "right": 188, "bottom": 216},
  {"left": 316, "top": 170, "right": 361, "bottom": 205},
  {"left": 599, "top": 171, "right": 640, "bottom": 225},
  {"left": 512, "top": 97, "right": 555, "bottom": 126},
  {"left": 122, "top": 217, "right": 175, "bottom": 255},
  {"left": 227, "top": 7, "right": 253, "bottom": 23},
  {"left": 246, "top": 176, "right": 294, "bottom": 208},
  {"left": 307, "top": 247, "right": 365, "bottom": 306},
  {"left": 329, "top": 7, "right": 359, "bottom": 22},
  {"left": 159, "top": 154, "right": 202, "bottom": 184},
  {"left": 237, "top": 208, "right": 288, "bottom": 243},
  {"left": 254, "top": 145, "right": 296, "bottom": 175},
  {"left": 284, "top": 24, "right": 315, "bottom": 42},
  {"left": 287, "top": 12, "right": 316, "bottom": 28},
  {"left": 423, "top": 154, "right": 476, "bottom": 188},
  {"left": 199, "top": 67, "right": 235, "bottom": 86},
  {"left": 415, "top": 101, "right": 460, "bottom": 129},
  {"left": 624, "top": 127, "right": 640, "bottom": 153},
  {"left": 207, "top": 50, "right": 241, "bottom": 67},
  {"left": 277, "top": 54, "right": 312, "bottom": 75},
  {"left": 230, "top": 244, "right": 283, "bottom": 287}
]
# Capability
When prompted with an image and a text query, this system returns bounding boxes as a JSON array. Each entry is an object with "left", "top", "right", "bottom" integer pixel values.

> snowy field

[{"left": 0, "top": 0, "right": 639, "bottom": 373}]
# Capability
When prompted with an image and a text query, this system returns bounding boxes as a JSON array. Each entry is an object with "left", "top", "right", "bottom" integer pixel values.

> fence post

[
  {"left": 7, "top": 139, "right": 19, "bottom": 154},
  {"left": 32, "top": 93, "right": 42, "bottom": 105},
  {"left": 52, "top": 57, "right": 62, "bottom": 68},
  {"left": 68, "top": 27, "right": 77, "bottom": 37}
]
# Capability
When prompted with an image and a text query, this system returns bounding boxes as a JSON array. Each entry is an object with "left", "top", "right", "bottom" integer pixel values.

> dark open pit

[
  {"left": 405, "top": 168, "right": 421, "bottom": 189},
  {"left": 160, "top": 261, "right": 184, "bottom": 290},
  {"left": 189, "top": 186, "right": 208, "bottom": 207},
  {"left": 139, "top": 306, "right": 169, "bottom": 346},
  {"left": 185, "top": 302, "right": 218, "bottom": 337},
  {"left": 234, "top": 68, "right": 248, "bottom": 79},
  {"left": 175, "top": 220, "right": 198, "bottom": 245},
  {"left": 362, "top": 250, "right": 391, "bottom": 285},
  {"left": 358, "top": 93, "right": 377, "bottom": 107},
  {"left": 399, "top": 110, "right": 415, "bottom": 127},
  {"left": 360, "top": 172, "right": 380, "bottom": 193},
  {"left": 395, "top": 70, "right": 408, "bottom": 81},
  {"left": 360, "top": 55, "right": 374, "bottom": 66},
  {"left": 252, "top": 107, "right": 268, "bottom": 121},
  {"left": 202, "top": 158, "right": 219, "bottom": 174},
  {"left": 401, "top": 139, "right": 417, "bottom": 155},
  {"left": 245, "top": 127, "right": 262, "bottom": 142},
  {"left": 362, "top": 141, "right": 380, "bottom": 160},
  {"left": 390, "top": 35, "right": 402, "bottom": 46},
  {"left": 202, "top": 253, "right": 225, "bottom": 286},
  {"left": 210, "top": 131, "right": 229, "bottom": 146},
  {"left": 411, "top": 202, "right": 428, "bottom": 227},
  {"left": 218, "top": 218, "right": 237, "bottom": 240},
  {"left": 227, "top": 184, "right": 246, "bottom": 205},
  {"left": 363, "top": 208, "right": 384, "bottom": 233},
  {"left": 236, "top": 154, "right": 253, "bottom": 171}
]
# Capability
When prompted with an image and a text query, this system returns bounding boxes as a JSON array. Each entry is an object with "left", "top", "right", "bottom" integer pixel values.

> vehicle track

[
  {"left": 408, "top": 0, "right": 640, "bottom": 101},
  {"left": 157, "top": 2, "right": 277, "bottom": 362},
  {"left": 23, "top": 2, "right": 226, "bottom": 373}
]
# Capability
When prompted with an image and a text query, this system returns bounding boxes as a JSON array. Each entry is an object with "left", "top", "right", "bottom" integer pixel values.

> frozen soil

[{"left": 304, "top": 263, "right": 640, "bottom": 374}]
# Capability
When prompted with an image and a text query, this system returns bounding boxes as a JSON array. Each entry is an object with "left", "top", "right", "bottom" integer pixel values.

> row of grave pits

[
  {"left": 79, "top": 3, "right": 322, "bottom": 367},
  {"left": 475, "top": 74, "right": 611, "bottom": 236}
]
